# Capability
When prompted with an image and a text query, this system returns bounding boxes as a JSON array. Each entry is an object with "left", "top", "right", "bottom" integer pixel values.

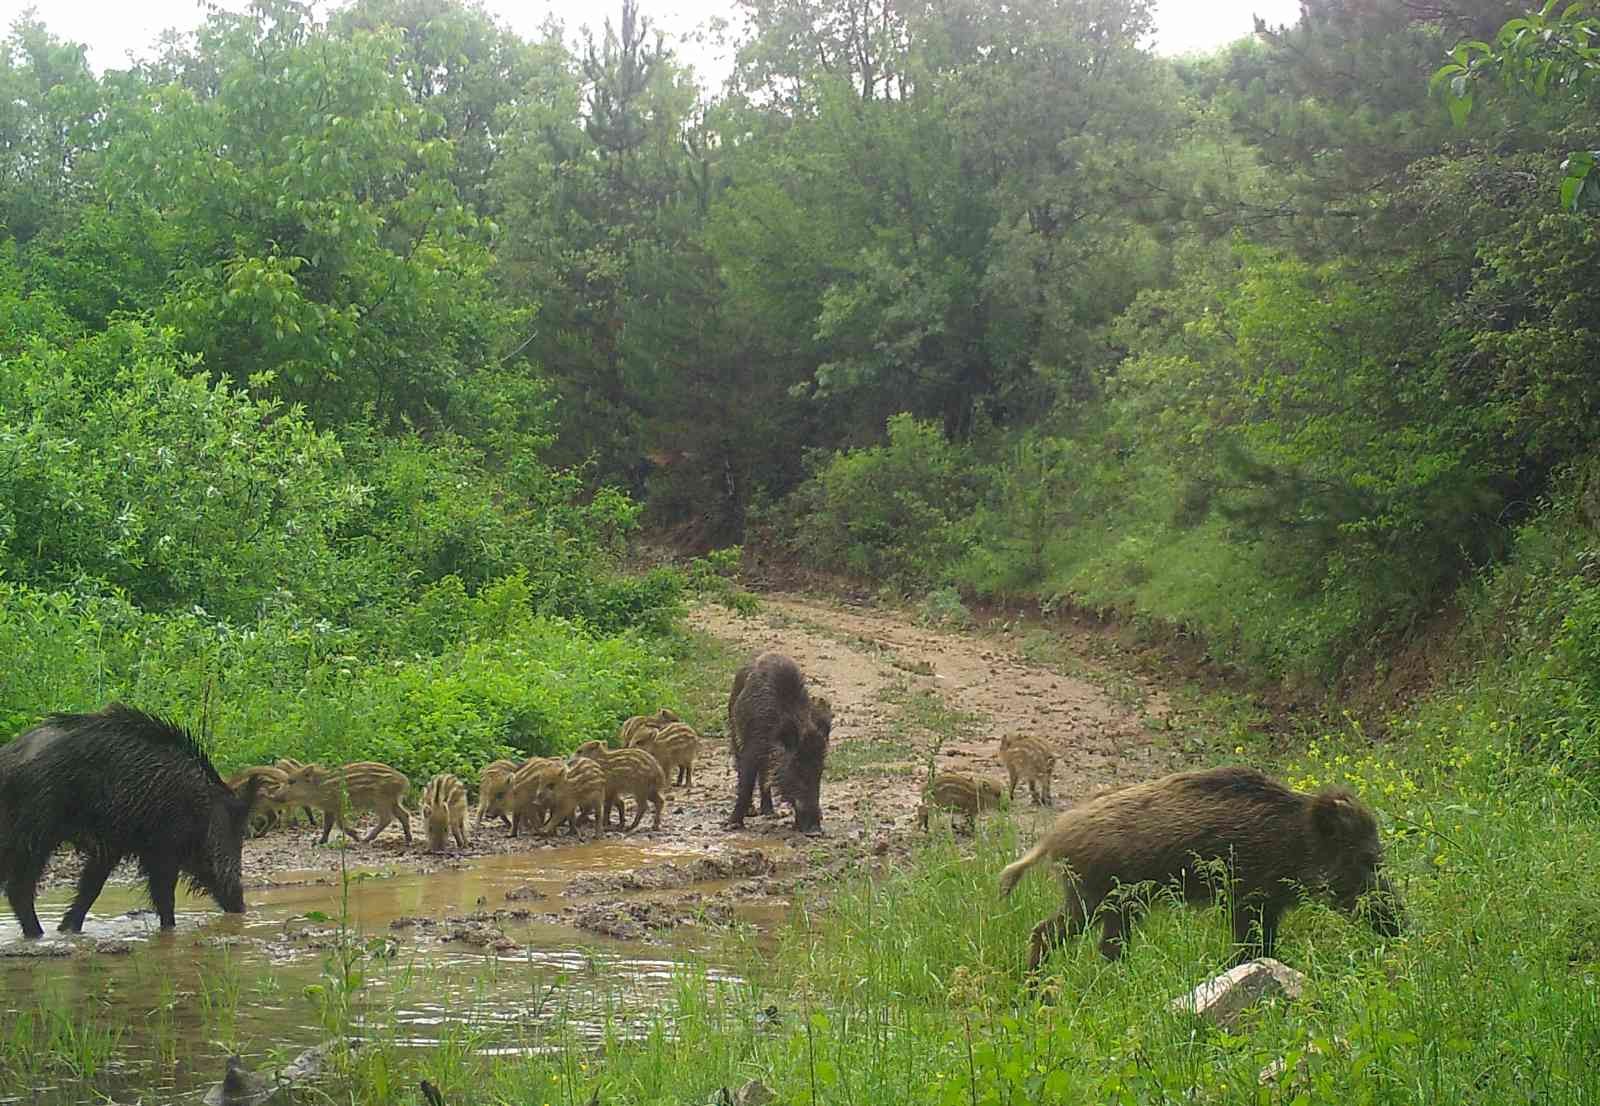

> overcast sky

[{"left": 2, "top": 0, "right": 1305, "bottom": 84}]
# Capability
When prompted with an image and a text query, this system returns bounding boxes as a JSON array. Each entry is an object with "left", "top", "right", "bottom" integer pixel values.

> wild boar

[
  {"left": 999, "top": 765, "right": 1404, "bottom": 969},
  {"left": 0, "top": 704, "right": 265, "bottom": 937},
  {"left": 725, "top": 652, "right": 831, "bottom": 834}
]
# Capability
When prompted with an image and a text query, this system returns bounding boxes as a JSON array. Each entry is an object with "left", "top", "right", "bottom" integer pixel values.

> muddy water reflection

[{"left": 0, "top": 839, "right": 795, "bottom": 1105}]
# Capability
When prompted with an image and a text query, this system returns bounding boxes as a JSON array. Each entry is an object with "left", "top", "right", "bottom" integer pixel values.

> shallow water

[{"left": 0, "top": 838, "right": 796, "bottom": 1105}]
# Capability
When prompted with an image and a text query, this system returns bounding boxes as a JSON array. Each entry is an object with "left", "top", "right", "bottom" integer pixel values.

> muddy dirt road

[{"left": 689, "top": 592, "right": 1181, "bottom": 833}]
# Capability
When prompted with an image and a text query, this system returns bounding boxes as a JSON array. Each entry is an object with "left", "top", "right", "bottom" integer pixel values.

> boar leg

[
  {"left": 141, "top": 854, "right": 180, "bottom": 929},
  {"left": 648, "top": 793, "right": 663, "bottom": 831},
  {"left": 363, "top": 806, "right": 395, "bottom": 843},
  {"left": 1028, "top": 884, "right": 1096, "bottom": 970},
  {"left": 1027, "top": 908, "right": 1085, "bottom": 972},
  {"left": 59, "top": 849, "right": 122, "bottom": 933},
  {"left": 1097, "top": 901, "right": 1143, "bottom": 960},
  {"left": 625, "top": 794, "right": 648, "bottom": 832},
  {"left": 318, "top": 809, "right": 338, "bottom": 844},
  {"left": 4, "top": 851, "right": 48, "bottom": 939},
  {"left": 1229, "top": 898, "right": 1283, "bottom": 964},
  {"left": 726, "top": 757, "right": 761, "bottom": 828},
  {"left": 453, "top": 822, "right": 468, "bottom": 849},
  {"left": 757, "top": 764, "right": 776, "bottom": 816},
  {"left": 1007, "top": 770, "right": 1020, "bottom": 801}
]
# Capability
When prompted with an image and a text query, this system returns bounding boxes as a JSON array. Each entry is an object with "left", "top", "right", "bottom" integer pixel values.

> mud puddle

[{"left": 0, "top": 839, "right": 797, "bottom": 1105}]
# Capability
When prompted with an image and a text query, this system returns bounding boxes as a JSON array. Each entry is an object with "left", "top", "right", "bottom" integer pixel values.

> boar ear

[{"left": 1310, "top": 788, "right": 1369, "bottom": 842}]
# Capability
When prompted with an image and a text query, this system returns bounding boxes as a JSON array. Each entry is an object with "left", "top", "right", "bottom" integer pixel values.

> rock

[
  {"left": 0, "top": 941, "right": 72, "bottom": 958},
  {"left": 1169, "top": 958, "right": 1307, "bottom": 1026},
  {"left": 735, "top": 1079, "right": 776, "bottom": 1106},
  {"left": 93, "top": 938, "right": 134, "bottom": 955},
  {"left": 1257, "top": 1037, "right": 1346, "bottom": 1085},
  {"left": 505, "top": 884, "right": 546, "bottom": 902},
  {"left": 202, "top": 1055, "right": 273, "bottom": 1106},
  {"left": 202, "top": 1042, "right": 340, "bottom": 1106}
]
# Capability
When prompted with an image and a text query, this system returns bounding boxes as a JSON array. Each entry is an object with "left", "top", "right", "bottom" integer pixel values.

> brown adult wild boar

[
  {"left": 999, "top": 766, "right": 1403, "bottom": 969},
  {"left": 725, "top": 652, "right": 832, "bottom": 834}
]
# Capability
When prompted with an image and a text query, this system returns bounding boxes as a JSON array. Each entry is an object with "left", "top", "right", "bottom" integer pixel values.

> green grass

[
  {"left": 824, "top": 736, "right": 918, "bottom": 780},
  {"left": 877, "top": 678, "right": 984, "bottom": 747}
]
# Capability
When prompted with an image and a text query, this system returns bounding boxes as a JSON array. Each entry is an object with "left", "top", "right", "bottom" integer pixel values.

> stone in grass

[
  {"left": 736, "top": 1081, "right": 776, "bottom": 1106},
  {"left": 1169, "top": 957, "right": 1307, "bottom": 1027},
  {"left": 1258, "top": 1037, "right": 1349, "bottom": 1085},
  {"left": 203, "top": 1042, "right": 341, "bottom": 1106},
  {"left": 712, "top": 1080, "right": 777, "bottom": 1106},
  {"left": 0, "top": 940, "right": 72, "bottom": 958}
]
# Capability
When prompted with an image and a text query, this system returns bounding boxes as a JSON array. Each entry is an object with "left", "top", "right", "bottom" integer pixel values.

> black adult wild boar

[
  {"left": 999, "top": 765, "right": 1403, "bottom": 970},
  {"left": 0, "top": 704, "right": 265, "bottom": 938},
  {"left": 725, "top": 652, "right": 832, "bottom": 834}
]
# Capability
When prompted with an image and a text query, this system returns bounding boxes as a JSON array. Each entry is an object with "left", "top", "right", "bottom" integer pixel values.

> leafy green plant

[{"left": 798, "top": 414, "right": 979, "bottom": 588}]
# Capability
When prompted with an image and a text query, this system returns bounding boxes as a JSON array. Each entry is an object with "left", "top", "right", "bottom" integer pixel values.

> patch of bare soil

[{"left": 690, "top": 592, "right": 1182, "bottom": 836}]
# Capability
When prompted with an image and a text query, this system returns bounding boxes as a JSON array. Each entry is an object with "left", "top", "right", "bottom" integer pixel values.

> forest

[
  {"left": 3, "top": 0, "right": 1600, "bottom": 1101},
  {"left": 4, "top": 0, "right": 1600, "bottom": 721}
]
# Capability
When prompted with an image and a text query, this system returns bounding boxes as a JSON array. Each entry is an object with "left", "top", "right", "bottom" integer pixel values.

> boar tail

[{"left": 999, "top": 838, "right": 1053, "bottom": 898}]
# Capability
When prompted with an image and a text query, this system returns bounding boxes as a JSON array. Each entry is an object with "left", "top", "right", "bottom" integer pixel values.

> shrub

[{"left": 800, "top": 414, "right": 979, "bottom": 587}]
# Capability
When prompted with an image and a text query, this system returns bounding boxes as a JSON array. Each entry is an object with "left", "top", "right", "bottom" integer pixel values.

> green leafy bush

[
  {"left": 0, "top": 320, "right": 354, "bottom": 622},
  {"left": 0, "top": 574, "right": 675, "bottom": 784},
  {"left": 798, "top": 414, "right": 980, "bottom": 588}
]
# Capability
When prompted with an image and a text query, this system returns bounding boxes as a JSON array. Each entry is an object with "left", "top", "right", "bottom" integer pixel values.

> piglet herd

[{"left": 0, "top": 647, "right": 1402, "bottom": 975}]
